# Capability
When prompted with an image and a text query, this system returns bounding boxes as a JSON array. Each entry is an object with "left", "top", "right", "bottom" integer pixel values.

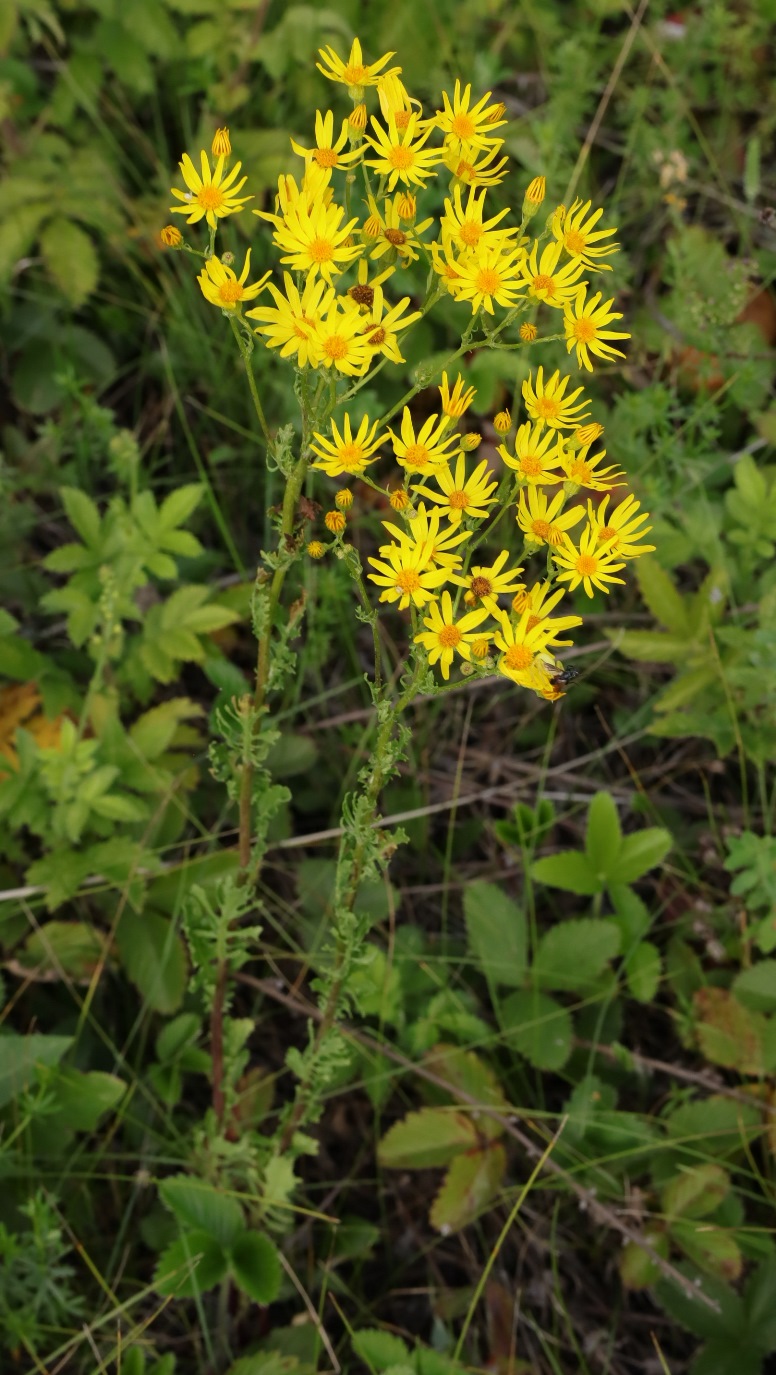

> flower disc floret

[
  {"left": 552, "top": 524, "right": 626, "bottom": 597},
  {"left": 516, "top": 487, "right": 585, "bottom": 548},
  {"left": 412, "top": 455, "right": 498, "bottom": 525},
  {"left": 270, "top": 199, "right": 363, "bottom": 285},
  {"left": 436, "top": 81, "right": 507, "bottom": 150},
  {"left": 316, "top": 36, "right": 400, "bottom": 89},
  {"left": 246, "top": 271, "right": 334, "bottom": 367},
  {"left": 450, "top": 244, "right": 526, "bottom": 315},
  {"left": 450, "top": 550, "right": 524, "bottom": 615},
  {"left": 365, "top": 113, "right": 442, "bottom": 190},
  {"left": 311, "top": 413, "right": 388, "bottom": 477},
  {"left": 170, "top": 150, "right": 253, "bottom": 230},
  {"left": 197, "top": 249, "right": 271, "bottom": 311},
  {"left": 389, "top": 408, "right": 460, "bottom": 472},
  {"left": 441, "top": 185, "right": 515, "bottom": 255},
  {"left": 587, "top": 493, "right": 655, "bottom": 559},
  {"left": 522, "top": 368, "right": 590, "bottom": 430},
  {"left": 553, "top": 198, "right": 619, "bottom": 269},
  {"left": 291, "top": 109, "right": 365, "bottom": 178},
  {"left": 498, "top": 422, "right": 564, "bottom": 485},
  {"left": 414, "top": 591, "right": 491, "bottom": 679},
  {"left": 564, "top": 291, "right": 630, "bottom": 372}
]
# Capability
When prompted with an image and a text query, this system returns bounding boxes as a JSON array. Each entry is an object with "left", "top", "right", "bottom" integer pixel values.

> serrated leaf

[
  {"left": 693, "top": 988, "right": 766, "bottom": 1074},
  {"left": 532, "top": 918, "right": 620, "bottom": 993},
  {"left": 463, "top": 880, "right": 527, "bottom": 986},
  {"left": 159, "top": 1176, "right": 243, "bottom": 1245},
  {"left": 352, "top": 1331, "right": 410, "bottom": 1371},
  {"left": 229, "top": 1231, "right": 282, "bottom": 1305},
  {"left": 625, "top": 940, "right": 661, "bottom": 1002},
  {"left": 671, "top": 1219, "right": 743, "bottom": 1282},
  {"left": 60, "top": 487, "right": 102, "bottom": 546},
  {"left": 157, "top": 484, "right": 204, "bottom": 530},
  {"left": 48, "top": 1068, "right": 125, "bottom": 1132},
  {"left": 420, "top": 1044, "right": 508, "bottom": 1134},
  {"left": 585, "top": 791, "right": 622, "bottom": 876},
  {"left": 429, "top": 1143, "right": 505, "bottom": 1233},
  {"left": 732, "top": 961, "right": 776, "bottom": 1013},
  {"left": 40, "top": 217, "right": 99, "bottom": 306},
  {"left": 606, "top": 828, "right": 672, "bottom": 884},
  {"left": 662, "top": 1164, "right": 731, "bottom": 1221},
  {"left": 499, "top": 990, "right": 572, "bottom": 1070},
  {"left": 530, "top": 849, "right": 599, "bottom": 895},
  {"left": 378, "top": 1109, "right": 479, "bottom": 1169},
  {"left": 115, "top": 909, "right": 187, "bottom": 1014},
  {"left": 154, "top": 1229, "right": 227, "bottom": 1297}
]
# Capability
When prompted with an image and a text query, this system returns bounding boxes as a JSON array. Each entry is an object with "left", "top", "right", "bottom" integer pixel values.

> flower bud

[
  {"left": 522, "top": 175, "right": 546, "bottom": 220},
  {"left": 324, "top": 509, "right": 346, "bottom": 534},
  {"left": 487, "top": 102, "right": 507, "bottom": 123},
  {"left": 349, "top": 102, "right": 367, "bottom": 133},
  {"left": 335, "top": 488, "right": 354, "bottom": 510},
  {"left": 389, "top": 489, "right": 410, "bottom": 511},
  {"left": 220, "top": 251, "right": 235, "bottom": 266},
  {"left": 512, "top": 589, "right": 530, "bottom": 613},
  {"left": 211, "top": 127, "right": 231, "bottom": 157},
  {"left": 461, "top": 432, "right": 482, "bottom": 451},
  {"left": 494, "top": 410, "right": 512, "bottom": 435},
  {"left": 471, "top": 637, "right": 490, "bottom": 660},
  {"left": 160, "top": 225, "right": 182, "bottom": 248},
  {"left": 574, "top": 422, "right": 604, "bottom": 447},
  {"left": 307, "top": 541, "right": 325, "bottom": 559},
  {"left": 396, "top": 191, "right": 416, "bottom": 222},
  {"left": 363, "top": 214, "right": 382, "bottom": 239},
  {"left": 519, "top": 322, "right": 538, "bottom": 342}
]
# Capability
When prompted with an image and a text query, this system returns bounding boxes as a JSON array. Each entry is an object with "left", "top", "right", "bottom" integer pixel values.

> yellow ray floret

[
  {"left": 449, "top": 244, "right": 526, "bottom": 314},
  {"left": 450, "top": 550, "right": 524, "bottom": 615},
  {"left": 518, "top": 240, "right": 587, "bottom": 309},
  {"left": 554, "top": 199, "right": 619, "bottom": 270},
  {"left": 516, "top": 487, "right": 586, "bottom": 548},
  {"left": 317, "top": 36, "right": 400, "bottom": 88},
  {"left": 494, "top": 608, "right": 559, "bottom": 691},
  {"left": 440, "top": 185, "right": 516, "bottom": 255},
  {"left": 552, "top": 524, "right": 626, "bottom": 597},
  {"left": 170, "top": 151, "right": 252, "bottom": 230},
  {"left": 561, "top": 439, "right": 625, "bottom": 491},
  {"left": 564, "top": 291, "right": 630, "bottom": 372},
  {"left": 414, "top": 591, "right": 492, "bottom": 679},
  {"left": 443, "top": 141, "right": 509, "bottom": 188},
  {"left": 411, "top": 454, "right": 498, "bottom": 526},
  {"left": 246, "top": 271, "right": 334, "bottom": 367},
  {"left": 436, "top": 80, "right": 507, "bottom": 150},
  {"left": 522, "top": 368, "right": 590, "bottom": 430},
  {"left": 439, "top": 371, "right": 477, "bottom": 417},
  {"left": 365, "top": 113, "right": 442, "bottom": 190},
  {"left": 270, "top": 199, "right": 363, "bottom": 285},
  {"left": 311, "top": 413, "right": 389, "bottom": 477},
  {"left": 197, "top": 250, "right": 271, "bottom": 311},
  {"left": 511, "top": 582, "right": 582, "bottom": 645},
  {"left": 587, "top": 493, "right": 655, "bottom": 559},
  {"left": 377, "top": 73, "right": 422, "bottom": 130},
  {"left": 256, "top": 166, "right": 332, "bottom": 228},
  {"left": 498, "top": 422, "right": 565, "bottom": 485},
  {"left": 291, "top": 109, "right": 364, "bottom": 176},
  {"left": 364, "top": 195, "right": 435, "bottom": 265},
  {"left": 360, "top": 286, "right": 422, "bottom": 365},
  {"left": 315, "top": 300, "right": 372, "bottom": 375},
  {"left": 388, "top": 408, "right": 460, "bottom": 473},
  {"left": 367, "top": 542, "right": 449, "bottom": 610},
  {"left": 382, "top": 503, "right": 471, "bottom": 570}
]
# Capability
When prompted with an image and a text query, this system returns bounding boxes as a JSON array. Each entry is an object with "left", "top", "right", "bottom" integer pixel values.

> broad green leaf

[
  {"left": 40, "top": 216, "right": 99, "bottom": 306},
  {"left": 429, "top": 1143, "right": 506, "bottom": 1233},
  {"left": 530, "top": 849, "right": 599, "bottom": 895},
  {"left": 619, "top": 1230, "right": 670, "bottom": 1289},
  {"left": 691, "top": 1342, "right": 764, "bottom": 1375},
  {"left": 606, "top": 827, "right": 672, "bottom": 884},
  {"left": 92, "top": 792, "right": 148, "bottom": 822},
  {"left": 129, "top": 698, "right": 202, "bottom": 760},
  {"left": 665, "top": 1095, "right": 761, "bottom": 1158},
  {"left": 607, "top": 630, "right": 689, "bottom": 663},
  {"left": 420, "top": 1045, "right": 508, "bottom": 1134},
  {"left": 662, "top": 1164, "right": 730, "bottom": 1221},
  {"left": 693, "top": 988, "right": 766, "bottom": 1074},
  {"left": 655, "top": 1266, "right": 745, "bottom": 1340},
  {"left": 671, "top": 1219, "right": 742, "bottom": 1282},
  {"left": 0, "top": 1031, "right": 73, "bottom": 1109},
  {"left": 635, "top": 557, "right": 690, "bottom": 635},
  {"left": 499, "top": 990, "right": 572, "bottom": 1070},
  {"left": 463, "top": 880, "right": 527, "bottom": 986},
  {"left": 159, "top": 1175, "right": 243, "bottom": 1246},
  {"left": 732, "top": 961, "right": 776, "bottom": 1013},
  {"left": 625, "top": 940, "right": 661, "bottom": 1003},
  {"left": 157, "top": 484, "right": 204, "bottom": 530},
  {"left": 532, "top": 918, "right": 620, "bottom": 993},
  {"left": 154, "top": 1229, "right": 227, "bottom": 1297},
  {"left": 352, "top": 1332, "right": 410, "bottom": 1371},
  {"left": 378, "top": 1109, "right": 479, "bottom": 1169},
  {"left": 60, "top": 487, "right": 102, "bottom": 546},
  {"left": 116, "top": 909, "right": 187, "bottom": 1014},
  {"left": 48, "top": 1068, "right": 125, "bottom": 1132},
  {"left": 16, "top": 920, "right": 106, "bottom": 981},
  {"left": 229, "top": 1231, "right": 282, "bottom": 1305},
  {"left": 265, "top": 733, "right": 318, "bottom": 779},
  {"left": 156, "top": 1013, "right": 201, "bottom": 1063},
  {"left": 585, "top": 792, "right": 622, "bottom": 876},
  {"left": 743, "top": 1256, "right": 776, "bottom": 1348}
]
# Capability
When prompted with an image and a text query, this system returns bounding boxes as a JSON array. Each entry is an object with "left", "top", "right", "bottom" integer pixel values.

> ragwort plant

[{"left": 157, "top": 30, "right": 653, "bottom": 1255}]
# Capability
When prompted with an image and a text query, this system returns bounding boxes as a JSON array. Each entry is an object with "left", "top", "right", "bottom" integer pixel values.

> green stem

[{"left": 229, "top": 314, "right": 273, "bottom": 453}]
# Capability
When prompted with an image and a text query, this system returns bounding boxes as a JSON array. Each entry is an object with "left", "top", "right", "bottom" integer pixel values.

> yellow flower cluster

[{"left": 165, "top": 36, "right": 649, "bottom": 700}]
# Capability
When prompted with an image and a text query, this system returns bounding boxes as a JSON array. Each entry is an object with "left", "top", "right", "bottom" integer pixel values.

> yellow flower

[
  {"left": 377, "top": 73, "right": 421, "bottom": 130},
  {"left": 360, "top": 286, "right": 422, "bottom": 365},
  {"left": 170, "top": 150, "right": 252, "bottom": 230},
  {"left": 561, "top": 440, "right": 625, "bottom": 492},
  {"left": 444, "top": 141, "right": 509, "bottom": 188},
  {"left": 389, "top": 407, "right": 460, "bottom": 473},
  {"left": 270, "top": 198, "right": 363, "bottom": 285},
  {"left": 494, "top": 609, "right": 558, "bottom": 691},
  {"left": 364, "top": 195, "right": 434, "bottom": 265},
  {"left": 450, "top": 550, "right": 524, "bottom": 615},
  {"left": 493, "top": 410, "right": 511, "bottom": 435},
  {"left": 519, "top": 321, "right": 538, "bottom": 342},
  {"left": 553, "top": 198, "right": 619, "bottom": 269},
  {"left": 587, "top": 493, "right": 655, "bottom": 558},
  {"left": 315, "top": 299, "right": 372, "bottom": 375},
  {"left": 414, "top": 591, "right": 491, "bottom": 679},
  {"left": 345, "top": 256, "right": 396, "bottom": 309},
  {"left": 160, "top": 224, "right": 182, "bottom": 247},
  {"left": 552, "top": 523, "right": 627, "bottom": 597},
  {"left": 257, "top": 166, "right": 332, "bottom": 227},
  {"left": 290, "top": 109, "right": 364, "bottom": 176},
  {"left": 412, "top": 454, "right": 498, "bottom": 526},
  {"left": 365, "top": 112, "right": 441, "bottom": 190},
  {"left": 510, "top": 582, "right": 582, "bottom": 645},
  {"left": 564, "top": 290, "right": 630, "bottom": 372},
  {"left": 325, "top": 509, "right": 346, "bottom": 534},
  {"left": 367, "top": 543, "right": 449, "bottom": 610},
  {"left": 518, "top": 239, "right": 586, "bottom": 308},
  {"left": 380, "top": 504, "right": 470, "bottom": 570},
  {"left": 246, "top": 271, "right": 334, "bottom": 367},
  {"left": 436, "top": 81, "right": 507, "bottom": 150},
  {"left": 439, "top": 371, "right": 477, "bottom": 418},
  {"left": 430, "top": 238, "right": 464, "bottom": 290},
  {"left": 317, "top": 37, "right": 400, "bottom": 90},
  {"left": 311, "top": 413, "right": 388, "bottom": 477},
  {"left": 307, "top": 541, "right": 325, "bottom": 559},
  {"left": 450, "top": 244, "right": 526, "bottom": 314},
  {"left": 197, "top": 249, "right": 271, "bottom": 311},
  {"left": 522, "top": 367, "right": 590, "bottom": 430},
  {"left": 211, "top": 127, "right": 231, "bottom": 157},
  {"left": 498, "top": 421, "right": 564, "bottom": 485},
  {"left": 440, "top": 184, "right": 516, "bottom": 256},
  {"left": 516, "top": 487, "right": 585, "bottom": 547}
]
